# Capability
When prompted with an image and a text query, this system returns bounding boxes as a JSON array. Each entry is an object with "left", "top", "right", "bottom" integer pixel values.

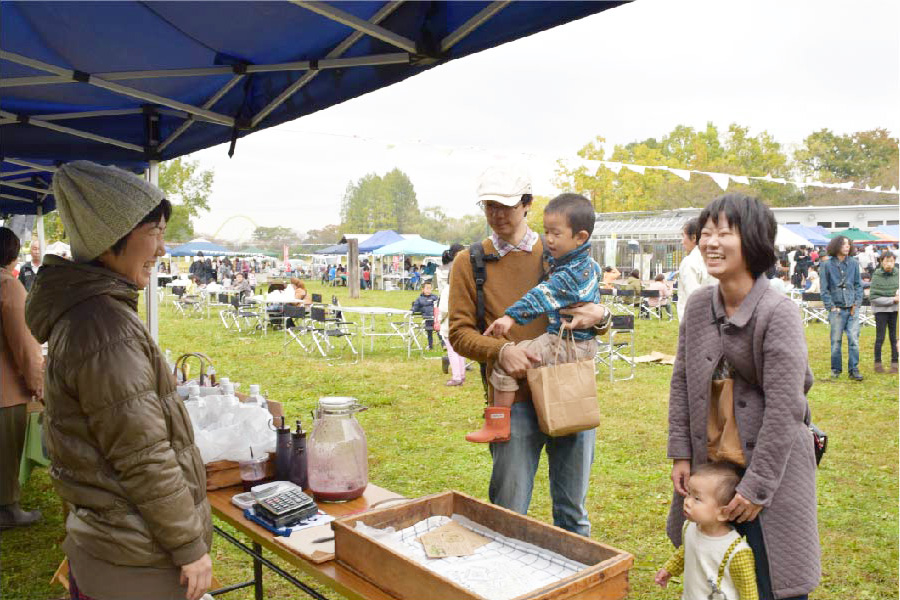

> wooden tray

[{"left": 332, "top": 491, "right": 633, "bottom": 600}]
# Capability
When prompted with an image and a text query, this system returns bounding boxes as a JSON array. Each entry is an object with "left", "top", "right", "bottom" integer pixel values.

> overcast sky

[{"left": 189, "top": 0, "right": 900, "bottom": 241}]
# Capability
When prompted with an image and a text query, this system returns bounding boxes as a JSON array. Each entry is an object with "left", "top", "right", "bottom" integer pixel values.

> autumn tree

[
  {"left": 340, "top": 169, "right": 420, "bottom": 232},
  {"left": 158, "top": 158, "right": 214, "bottom": 242}
]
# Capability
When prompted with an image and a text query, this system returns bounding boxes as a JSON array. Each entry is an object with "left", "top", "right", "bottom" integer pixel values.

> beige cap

[{"left": 476, "top": 164, "right": 532, "bottom": 206}]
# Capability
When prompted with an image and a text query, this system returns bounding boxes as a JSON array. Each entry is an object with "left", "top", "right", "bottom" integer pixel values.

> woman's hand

[
  {"left": 671, "top": 459, "right": 691, "bottom": 497},
  {"left": 724, "top": 492, "right": 763, "bottom": 523},
  {"left": 654, "top": 568, "right": 672, "bottom": 588},
  {"left": 180, "top": 553, "right": 212, "bottom": 600},
  {"left": 498, "top": 344, "right": 541, "bottom": 379},
  {"left": 559, "top": 302, "right": 608, "bottom": 330}
]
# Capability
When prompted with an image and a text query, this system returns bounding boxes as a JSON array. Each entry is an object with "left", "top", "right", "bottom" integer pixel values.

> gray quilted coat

[{"left": 667, "top": 276, "right": 820, "bottom": 598}]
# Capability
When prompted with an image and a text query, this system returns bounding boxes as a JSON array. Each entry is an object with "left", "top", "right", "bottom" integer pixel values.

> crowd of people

[{"left": 0, "top": 159, "right": 895, "bottom": 600}]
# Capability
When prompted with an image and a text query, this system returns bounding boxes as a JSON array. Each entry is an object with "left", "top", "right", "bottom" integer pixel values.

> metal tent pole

[
  {"left": 146, "top": 162, "right": 160, "bottom": 342},
  {"left": 36, "top": 204, "right": 45, "bottom": 256}
]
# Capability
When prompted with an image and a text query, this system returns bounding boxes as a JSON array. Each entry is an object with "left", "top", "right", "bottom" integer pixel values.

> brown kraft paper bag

[
  {"left": 526, "top": 330, "right": 600, "bottom": 437},
  {"left": 707, "top": 378, "right": 746, "bottom": 467}
]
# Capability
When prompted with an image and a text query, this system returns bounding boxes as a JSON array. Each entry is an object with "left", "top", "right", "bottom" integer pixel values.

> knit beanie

[{"left": 52, "top": 161, "right": 164, "bottom": 263}]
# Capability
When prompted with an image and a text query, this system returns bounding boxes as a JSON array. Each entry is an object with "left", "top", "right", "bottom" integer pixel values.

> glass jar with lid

[{"left": 307, "top": 397, "right": 368, "bottom": 502}]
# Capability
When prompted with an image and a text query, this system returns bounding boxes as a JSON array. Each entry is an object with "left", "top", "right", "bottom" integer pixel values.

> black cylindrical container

[
  {"left": 289, "top": 420, "right": 308, "bottom": 489},
  {"left": 274, "top": 416, "right": 293, "bottom": 481}
]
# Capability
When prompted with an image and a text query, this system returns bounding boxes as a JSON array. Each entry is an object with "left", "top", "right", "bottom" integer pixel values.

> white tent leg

[
  {"left": 146, "top": 162, "right": 160, "bottom": 342},
  {"left": 36, "top": 205, "right": 45, "bottom": 255}
]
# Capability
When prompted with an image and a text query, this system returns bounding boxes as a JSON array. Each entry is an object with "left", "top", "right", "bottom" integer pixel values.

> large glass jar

[{"left": 307, "top": 397, "right": 368, "bottom": 502}]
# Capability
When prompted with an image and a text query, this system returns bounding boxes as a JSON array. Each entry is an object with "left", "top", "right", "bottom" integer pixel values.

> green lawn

[{"left": 2, "top": 281, "right": 897, "bottom": 599}]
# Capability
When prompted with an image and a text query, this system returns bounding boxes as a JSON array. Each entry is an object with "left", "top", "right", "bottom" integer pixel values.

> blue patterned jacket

[{"left": 504, "top": 241, "right": 601, "bottom": 341}]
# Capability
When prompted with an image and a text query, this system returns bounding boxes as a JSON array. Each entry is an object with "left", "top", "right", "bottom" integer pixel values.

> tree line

[
  {"left": 35, "top": 124, "right": 898, "bottom": 249},
  {"left": 554, "top": 124, "right": 898, "bottom": 213}
]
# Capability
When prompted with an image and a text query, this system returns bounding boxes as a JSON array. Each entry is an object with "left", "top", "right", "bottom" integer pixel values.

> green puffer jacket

[
  {"left": 25, "top": 256, "right": 211, "bottom": 568},
  {"left": 869, "top": 266, "right": 899, "bottom": 298}
]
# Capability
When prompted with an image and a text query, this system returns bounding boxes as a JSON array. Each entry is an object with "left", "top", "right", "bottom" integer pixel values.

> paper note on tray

[{"left": 417, "top": 521, "right": 490, "bottom": 558}]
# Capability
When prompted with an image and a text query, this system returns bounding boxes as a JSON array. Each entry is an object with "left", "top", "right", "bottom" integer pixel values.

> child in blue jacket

[
  {"left": 467, "top": 194, "right": 603, "bottom": 443},
  {"left": 411, "top": 281, "right": 438, "bottom": 349}
]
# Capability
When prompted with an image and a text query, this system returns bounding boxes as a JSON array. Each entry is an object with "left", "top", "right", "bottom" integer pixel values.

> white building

[{"left": 590, "top": 203, "right": 899, "bottom": 276}]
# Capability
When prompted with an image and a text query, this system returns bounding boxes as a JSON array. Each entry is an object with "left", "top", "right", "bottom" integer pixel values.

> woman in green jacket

[
  {"left": 26, "top": 162, "right": 212, "bottom": 600},
  {"left": 869, "top": 250, "right": 899, "bottom": 373}
]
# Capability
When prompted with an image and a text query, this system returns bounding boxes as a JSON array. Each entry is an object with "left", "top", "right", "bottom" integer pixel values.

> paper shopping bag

[{"left": 526, "top": 332, "right": 599, "bottom": 437}]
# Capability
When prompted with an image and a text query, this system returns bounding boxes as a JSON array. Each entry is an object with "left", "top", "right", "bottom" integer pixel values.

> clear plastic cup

[{"left": 238, "top": 456, "right": 269, "bottom": 492}]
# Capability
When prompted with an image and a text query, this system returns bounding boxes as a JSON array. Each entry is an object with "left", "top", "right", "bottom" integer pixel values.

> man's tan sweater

[{"left": 448, "top": 238, "right": 548, "bottom": 404}]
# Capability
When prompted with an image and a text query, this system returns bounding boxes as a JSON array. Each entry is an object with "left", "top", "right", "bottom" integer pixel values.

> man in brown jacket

[{"left": 449, "top": 164, "right": 608, "bottom": 536}]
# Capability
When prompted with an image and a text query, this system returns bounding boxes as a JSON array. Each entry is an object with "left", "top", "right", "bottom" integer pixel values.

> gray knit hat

[{"left": 52, "top": 161, "right": 164, "bottom": 263}]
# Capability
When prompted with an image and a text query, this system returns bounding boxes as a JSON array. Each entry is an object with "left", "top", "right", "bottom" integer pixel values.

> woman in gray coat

[{"left": 667, "top": 194, "right": 820, "bottom": 599}]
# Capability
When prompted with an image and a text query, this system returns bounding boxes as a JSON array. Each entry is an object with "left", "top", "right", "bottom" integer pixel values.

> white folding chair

[
  {"left": 800, "top": 293, "right": 828, "bottom": 326},
  {"left": 595, "top": 314, "right": 636, "bottom": 382}
]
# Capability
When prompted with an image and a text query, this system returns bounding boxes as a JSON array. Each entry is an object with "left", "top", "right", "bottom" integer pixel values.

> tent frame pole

[
  {"left": 36, "top": 204, "right": 45, "bottom": 257},
  {"left": 440, "top": 1, "right": 510, "bottom": 52},
  {"left": 0, "top": 109, "right": 144, "bottom": 152},
  {"left": 146, "top": 162, "right": 160, "bottom": 342},
  {"left": 291, "top": 1, "right": 417, "bottom": 53},
  {"left": 0, "top": 51, "right": 235, "bottom": 127},
  {"left": 252, "top": 1, "right": 402, "bottom": 128}
]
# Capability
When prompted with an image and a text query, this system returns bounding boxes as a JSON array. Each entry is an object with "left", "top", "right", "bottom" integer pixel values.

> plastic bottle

[
  {"left": 222, "top": 382, "right": 239, "bottom": 407},
  {"left": 248, "top": 384, "right": 268, "bottom": 409},
  {"left": 207, "top": 365, "right": 217, "bottom": 386},
  {"left": 289, "top": 420, "right": 308, "bottom": 489},
  {"left": 274, "top": 416, "right": 293, "bottom": 481}
]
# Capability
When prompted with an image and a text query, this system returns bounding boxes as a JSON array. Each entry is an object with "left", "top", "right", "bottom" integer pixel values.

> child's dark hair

[
  {"left": 693, "top": 462, "right": 741, "bottom": 506},
  {"left": 545, "top": 193, "right": 595, "bottom": 237},
  {"left": 654, "top": 273, "right": 665, "bottom": 282}
]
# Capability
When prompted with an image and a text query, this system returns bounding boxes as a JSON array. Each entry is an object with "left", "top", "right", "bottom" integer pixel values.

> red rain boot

[{"left": 465, "top": 407, "right": 511, "bottom": 443}]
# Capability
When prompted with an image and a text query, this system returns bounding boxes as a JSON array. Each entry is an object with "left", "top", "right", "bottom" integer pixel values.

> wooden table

[{"left": 208, "top": 484, "right": 400, "bottom": 600}]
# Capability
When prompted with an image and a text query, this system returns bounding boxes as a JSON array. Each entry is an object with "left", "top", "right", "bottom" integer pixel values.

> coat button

[
  {"left": 737, "top": 400, "right": 747, "bottom": 408},
  {"left": 757, "top": 490, "right": 767, "bottom": 500},
  {"left": 745, "top": 440, "right": 755, "bottom": 449},
  {"left": 706, "top": 356, "right": 713, "bottom": 362}
]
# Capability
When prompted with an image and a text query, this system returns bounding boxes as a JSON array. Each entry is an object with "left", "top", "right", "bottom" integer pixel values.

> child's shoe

[{"left": 465, "top": 407, "right": 511, "bottom": 443}]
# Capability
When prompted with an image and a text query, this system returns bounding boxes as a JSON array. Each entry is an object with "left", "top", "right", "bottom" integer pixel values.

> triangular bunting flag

[
  {"left": 702, "top": 172, "right": 730, "bottom": 191},
  {"left": 601, "top": 161, "right": 623, "bottom": 174},
  {"left": 623, "top": 164, "right": 645, "bottom": 175},
  {"left": 669, "top": 168, "right": 691, "bottom": 181},
  {"left": 729, "top": 175, "right": 749, "bottom": 185}
]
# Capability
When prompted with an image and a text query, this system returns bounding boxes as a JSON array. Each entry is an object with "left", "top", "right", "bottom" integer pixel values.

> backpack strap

[{"left": 469, "top": 241, "right": 499, "bottom": 401}]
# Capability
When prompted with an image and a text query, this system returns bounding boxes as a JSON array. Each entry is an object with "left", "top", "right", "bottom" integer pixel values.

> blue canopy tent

[
  {"left": 783, "top": 224, "right": 830, "bottom": 246},
  {"left": 0, "top": 159, "right": 55, "bottom": 216},
  {"left": 358, "top": 230, "right": 404, "bottom": 253},
  {"left": 373, "top": 237, "right": 447, "bottom": 256},
  {"left": 1, "top": 2, "right": 623, "bottom": 165},
  {"left": 315, "top": 243, "right": 348, "bottom": 255},
  {"left": 2, "top": 0, "right": 625, "bottom": 337},
  {"left": 169, "top": 238, "right": 241, "bottom": 257}
]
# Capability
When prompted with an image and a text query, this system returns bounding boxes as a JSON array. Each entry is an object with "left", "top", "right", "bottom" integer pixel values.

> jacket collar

[
  {"left": 712, "top": 275, "right": 771, "bottom": 329},
  {"left": 548, "top": 240, "right": 591, "bottom": 268}
]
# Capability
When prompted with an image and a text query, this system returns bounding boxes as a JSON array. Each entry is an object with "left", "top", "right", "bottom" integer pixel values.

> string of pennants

[
  {"left": 277, "top": 126, "right": 899, "bottom": 196},
  {"left": 557, "top": 158, "right": 899, "bottom": 195}
]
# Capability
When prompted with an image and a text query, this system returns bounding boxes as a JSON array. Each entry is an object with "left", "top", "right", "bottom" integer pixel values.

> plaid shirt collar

[{"left": 491, "top": 227, "right": 539, "bottom": 257}]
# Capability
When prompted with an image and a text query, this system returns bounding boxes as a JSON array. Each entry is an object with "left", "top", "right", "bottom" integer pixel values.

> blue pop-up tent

[
  {"left": 2, "top": 2, "right": 624, "bottom": 167},
  {"left": 358, "top": 230, "right": 404, "bottom": 253},
  {"left": 169, "top": 238, "right": 241, "bottom": 257},
  {"left": 373, "top": 237, "right": 447, "bottom": 256},
  {"left": 783, "top": 224, "right": 830, "bottom": 246}
]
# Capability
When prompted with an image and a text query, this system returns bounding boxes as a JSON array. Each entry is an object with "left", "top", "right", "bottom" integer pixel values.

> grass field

[{"left": 2, "top": 281, "right": 897, "bottom": 599}]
